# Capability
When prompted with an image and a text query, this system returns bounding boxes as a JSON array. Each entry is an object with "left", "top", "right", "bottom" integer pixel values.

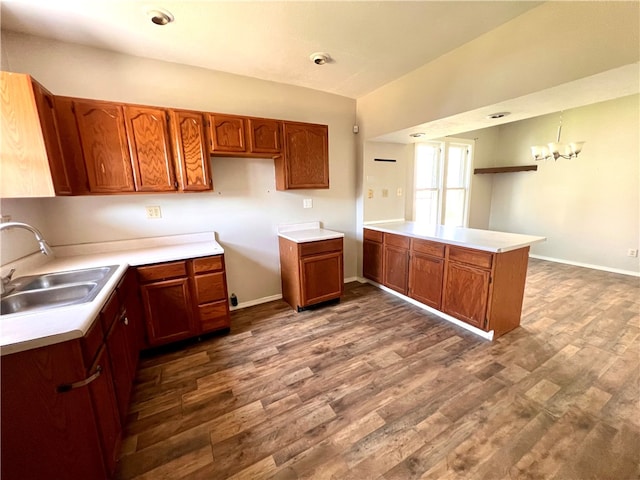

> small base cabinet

[
  {"left": 363, "top": 228, "right": 531, "bottom": 339},
  {"left": 279, "top": 237, "right": 343, "bottom": 311}
]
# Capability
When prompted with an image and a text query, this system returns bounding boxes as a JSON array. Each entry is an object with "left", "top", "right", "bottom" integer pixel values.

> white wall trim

[
  {"left": 230, "top": 294, "right": 283, "bottom": 311},
  {"left": 530, "top": 254, "right": 640, "bottom": 278},
  {"left": 362, "top": 279, "right": 494, "bottom": 341},
  {"left": 344, "top": 276, "right": 359, "bottom": 283}
]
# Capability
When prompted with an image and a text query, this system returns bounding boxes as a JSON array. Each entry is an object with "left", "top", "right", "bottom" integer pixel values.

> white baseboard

[
  {"left": 362, "top": 279, "right": 494, "bottom": 341},
  {"left": 229, "top": 276, "right": 363, "bottom": 311},
  {"left": 529, "top": 254, "right": 640, "bottom": 277},
  {"left": 230, "top": 294, "right": 282, "bottom": 311}
]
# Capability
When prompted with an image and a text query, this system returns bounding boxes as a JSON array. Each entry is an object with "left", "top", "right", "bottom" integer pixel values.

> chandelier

[{"left": 531, "top": 115, "right": 585, "bottom": 161}]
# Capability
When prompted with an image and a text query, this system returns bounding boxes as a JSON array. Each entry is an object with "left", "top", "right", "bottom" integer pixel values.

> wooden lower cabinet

[
  {"left": 0, "top": 270, "right": 142, "bottom": 480},
  {"left": 190, "top": 255, "right": 231, "bottom": 333},
  {"left": 382, "top": 233, "right": 410, "bottom": 295},
  {"left": 409, "top": 252, "right": 444, "bottom": 309},
  {"left": 363, "top": 228, "right": 531, "bottom": 338},
  {"left": 442, "top": 261, "right": 490, "bottom": 329},
  {"left": 279, "top": 236, "right": 343, "bottom": 311},
  {"left": 363, "top": 229, "right": 383, "bottom": 283},
  {"left": 138, "top": 255, "right": 231, "bottom": 347}
]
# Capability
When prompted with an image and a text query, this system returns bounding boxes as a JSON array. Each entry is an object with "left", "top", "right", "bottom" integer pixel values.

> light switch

[
  {"left": 303, "top": 198, "right": 313, "bottom": 209},
  {"left": 397, "top": 187, "right": 403, "bottom": 197},
  {"left": 382, "top": 188, "right": 389, "bottom": 198},
  {"left": 367, "top": 188, "right": 374, "bottom": 199}
]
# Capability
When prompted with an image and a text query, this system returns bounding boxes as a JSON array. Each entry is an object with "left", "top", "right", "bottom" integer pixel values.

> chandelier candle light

[{"left": 531, "top": 115, "right": 585, "bottom": 161}]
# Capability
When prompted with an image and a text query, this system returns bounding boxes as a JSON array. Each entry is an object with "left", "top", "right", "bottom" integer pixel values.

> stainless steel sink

[
  {"left": 1, "top": 265, "right": 119, "bottom": 315},
  {"left": 17, "top": 266, "right": 115, "bottom": 291}
]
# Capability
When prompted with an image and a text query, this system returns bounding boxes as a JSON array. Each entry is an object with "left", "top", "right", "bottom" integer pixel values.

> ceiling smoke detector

[
  {"left": 310, "top": 52, "right": 331, "bottom": 65},
  {"left": 148, "top": 9, "right": 174, "bottom": 26},
  {"left": 409, "top": 132, "right": 426, "bottom": 138}
]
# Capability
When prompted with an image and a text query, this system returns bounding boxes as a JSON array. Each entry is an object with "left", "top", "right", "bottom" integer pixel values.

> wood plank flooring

[{"left": 116, "top": 259, "right": 640, "bottom": 479}]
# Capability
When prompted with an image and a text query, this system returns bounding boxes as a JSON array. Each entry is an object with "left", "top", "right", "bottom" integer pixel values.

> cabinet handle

[
  {"left": 121, "top": 315, "right": 129, "bottom": 326},
  {"left": 57, "top": 365, "right": 102, "bottom": 393}
]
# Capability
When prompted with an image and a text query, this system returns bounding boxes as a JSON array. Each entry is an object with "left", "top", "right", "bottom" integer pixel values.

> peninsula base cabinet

[{"left": 363, "top": 228, "right": 531, "bottom": 338}]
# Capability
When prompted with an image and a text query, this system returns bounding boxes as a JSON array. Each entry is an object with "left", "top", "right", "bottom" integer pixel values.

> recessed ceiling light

[
  {"left": 148, "top": 9, "right": 174, "bottom": 26},
  {"left": 409, "top": 132, "right": 426, "bottom": 138},
  {"left": 486, "top": 112, "right": 510, "bottom": 119},
  {"left": 310, "top": 52, "right": 331, "bottom": 65}
]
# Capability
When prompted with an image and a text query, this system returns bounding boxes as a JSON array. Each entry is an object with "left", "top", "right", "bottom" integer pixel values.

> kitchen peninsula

[{"left": 363, "top": 221, "right": 545, "bottom": 339}]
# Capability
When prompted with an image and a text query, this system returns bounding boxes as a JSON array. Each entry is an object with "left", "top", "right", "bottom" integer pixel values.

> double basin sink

[{"left": 1, "top": 265, "right": 119, "bottom": 315}]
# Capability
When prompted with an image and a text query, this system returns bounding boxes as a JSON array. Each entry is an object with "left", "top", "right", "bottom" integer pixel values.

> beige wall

[
  {"left": 484, "top": 95, "right": 639, "bottom": 274},
  {"left": 0, "top": 32, "right": 358, "bottom": 304},
  {"left": 356, "top": 2, "right": 639, "bottom": 140}
]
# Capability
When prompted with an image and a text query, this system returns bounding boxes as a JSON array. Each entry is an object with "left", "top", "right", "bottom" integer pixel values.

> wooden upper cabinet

[
  {"left": 0, "top": 72, "right": 70, "bottom": 197},
  {"left": 208, "top": 114, "right": 247, "bottom": 153},
  {"left": 31, "top": 81, "right": 72, "bottom": 195},
  {"left": 248, "top": 118, "right": 282, "bottom": 154},
  {"left": 277, "top": 122, "right": 329, "bottom": 190},
  {"left": 170, "top": 110, "right": 212, "bottom": 191},
  {"left": 123, "top": 106, "right": 176, "bottom": 192},
  {"left": 74, "top": 99, "right": 135, "bottom": 193}
]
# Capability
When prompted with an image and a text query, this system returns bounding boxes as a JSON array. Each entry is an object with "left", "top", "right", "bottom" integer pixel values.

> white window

[{"left": 413, "top": 139, "right": 473, "bottom": 227}]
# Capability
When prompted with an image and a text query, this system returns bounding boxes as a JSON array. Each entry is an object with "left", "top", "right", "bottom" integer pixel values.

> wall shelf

[{"left": 474, "top": 165, "right": 538, "bottom": 174}]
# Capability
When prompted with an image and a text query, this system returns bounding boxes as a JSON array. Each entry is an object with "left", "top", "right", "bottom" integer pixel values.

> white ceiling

[{"left": 0, "top": 0, "right": 541, "bottom": 99}]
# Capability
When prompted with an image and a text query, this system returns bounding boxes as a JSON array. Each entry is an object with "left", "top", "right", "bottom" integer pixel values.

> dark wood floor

[{"left": 116, "top": 259, "right": 640, "bottom": 479}]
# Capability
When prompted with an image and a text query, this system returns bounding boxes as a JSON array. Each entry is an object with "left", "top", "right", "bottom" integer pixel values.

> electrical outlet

[
  {"left": 382, "top": 188, "right": 389, "bottom": 198},
  {"left": 145, "top": 206, "right": 162, "bottom": 219},
  {"left": 0, "top": 214, "right": 11, "bottom": 223},
  {"left": 627, "top": 248, "right": 638, "bottom": 257},
  {"left": 397, "top": 187, "right": 403, "bottom": 197},
  {"left": 367, "top": 189, "right": 374, "bottom": 199},
  {"left": 303, "top": 198, "right": 313, "bottom": 209}
]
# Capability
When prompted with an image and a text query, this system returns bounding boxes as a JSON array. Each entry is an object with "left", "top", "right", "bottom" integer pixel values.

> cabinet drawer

[
  {"left": 384, "top": 233, "right": 410, "bottom": 249},
  {"left": 299, "top": 238, "right": 343, "bottom": 257},
  {"left": 137, "top": 261, "right": 187, "bottom": 282},
  {"left": 192, "top": 255, "right": 224, "bottom": 274},
  {"left": 363, "top": 228, "right": 383, "bottom": 243},
  {"left": 447, "top": 246, "right": 493, "bottom": 269},
  {"left": 411, "top": 238, "right": 445, "bottom": 258},
  {"left": 198, "top": 301, "right": 230, "bottom": 332},
  {"left": 194, "top": 272, "right": 226, "bottom": 304}
]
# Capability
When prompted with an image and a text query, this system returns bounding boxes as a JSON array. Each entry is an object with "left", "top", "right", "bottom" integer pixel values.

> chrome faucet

[{"left": 1, "top": 222, "right": 53, "bottom": 295}]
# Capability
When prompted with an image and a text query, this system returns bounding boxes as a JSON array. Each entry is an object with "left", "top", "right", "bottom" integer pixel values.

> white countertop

[
  {"left": 0, "top": 232, "right": 224, "bottom": 356},
  {"left": 278, "top": 221, "right": 344, "bottom": 243},
  {"left": 365, "top": 221, "right": 545, "bottom": 253}
]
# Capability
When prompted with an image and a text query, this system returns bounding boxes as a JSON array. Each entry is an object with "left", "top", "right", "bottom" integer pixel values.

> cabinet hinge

[
  {"left": 71, "top": 103, "right": 76, "bottom": 114},
  {"left": 483, "top": 318, "right": 488, "bottom": 329},
  {"left": 489, "top": 276, "right": 492, "bottom": 284}
]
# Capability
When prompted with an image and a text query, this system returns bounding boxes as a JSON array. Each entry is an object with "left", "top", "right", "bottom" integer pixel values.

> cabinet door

[
  {"left": 300, "top": 251, "right": 343, "bottom": 306},
  {"left": 124, "top": 105, "right": 177, "bottom": 192},
  {"left": 409, "top": 252, "right": 444, "bottom": 309},
  {"left": 1, "top": 340, "right": 106, "bottom": 480},
  {"left": 209, "top": 114, "right": 246, "bottom": 153},
  {"left": 0, "top": 72, "right": 57, "bottom": 197},
  {"left": 74, "top": 100, "right": 135, "bottom": 193},
  {"left": 383, "top": 245, "right": 409, "bottom": 295},
  {"left": 140, "top": 277, "right": 195, "bottom": 346},
  {"left": 248, "top": 118, "right": 281, "bottom": 154},
  {"left": 442, "top": 262, "right": 490, "bottom": 329},
  {"left": 105, "top": 309, "right": 134, "bottom": 425},
  {"left": 279, "top": 122, "right": 329, "bottom": 189},
  {"left": 88, "top": 345, "right": 122, "bottom": 477},
  {"left": 170, "top": 110, "right": 212, "bottom": 191},
  {"left": 363, "top": 240, "right": 383, "bottom": 283},
  {"left": 31, "top": 80, "right": 72, "bottom": 195}
]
